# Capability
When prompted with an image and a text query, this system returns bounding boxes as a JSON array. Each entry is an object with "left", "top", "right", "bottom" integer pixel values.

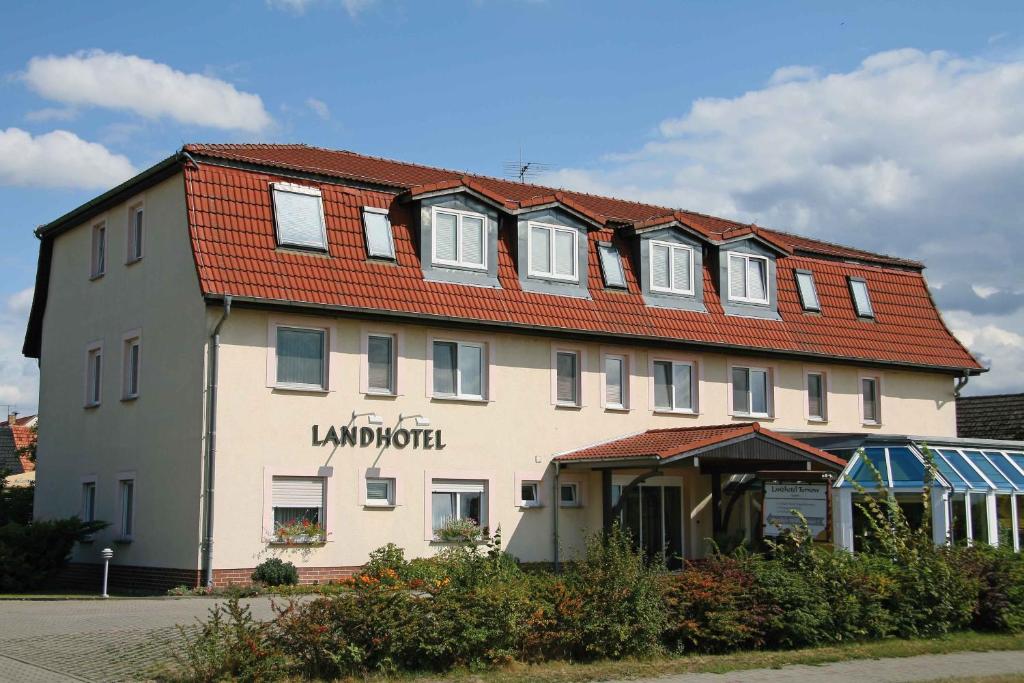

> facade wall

[
  {"left": 210, "top": 307, "right": 957, "bottom": 570},
  {"left": 34, "top": 173, "right": 209, "bottom": 570}
]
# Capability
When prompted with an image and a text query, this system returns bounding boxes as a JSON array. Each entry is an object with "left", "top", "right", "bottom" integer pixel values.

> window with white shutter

[
  {"left": 362, "top": 207, "right": 395, "bottom": 260},
  {"left": 727, "top": 253, "right": 770, "bottom": 304},
  {"left": 432, "top": 208, "right": 487, "bottom": 270},
  {"left": 271, "top": 183, "right": 328, "bottom": 251},
  {"left": 431, "top": 479, "right": 487, "bottom": 532},
  {"left": 598, "top": 243, "right": 626, "bottom": 288},
  {"left": 795, "top": 271, "right": 820, "bottom": 311},
  {"left": 276, "top": 326, "right": 326, "bottom": 390},
  {"left": 806, "top": 371, "right": 827, "bottom": 421},
  {"left": 652, "top": 359, "right": 695, "bottom": 412},
  {"left": 272, "top": 476, "right": 325, "bottom": 530},
  {"left": 366, "top": 334, "right": 395, "bottom": 394},
  {"left": 604, "top": 354, "right": 627, "bottom": 409},
  {"left": 528, "top": 223, "right": 578, "bottom": 281},
  {"left": 849, "top": 277, "right": 874, "bottom": 318},
  {"left": 649, "top": 241, "right": 694, "bottom": 295},
  {"left": 365, "top": 478, "right": 395, "bottom": 507},
  {"left": 555, "top": 350, "right": 580, "bottom": 406}
]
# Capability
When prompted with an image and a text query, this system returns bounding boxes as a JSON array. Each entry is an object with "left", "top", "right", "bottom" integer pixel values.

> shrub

[
  {"left": 173, "top": 597, "right": 285, "bottom": 682},
  {"left": 0, "top": 475, "right": 34, "bottom": 526},
  {"left": 251, "top": 557, "right": 298, "bottom": 586},
  {"left": 0, "top": 517, "right": 106, "bottom": 591}
]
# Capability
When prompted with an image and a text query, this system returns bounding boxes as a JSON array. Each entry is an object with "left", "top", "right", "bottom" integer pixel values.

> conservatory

[{"left": 814, "top": 435, "right": 1024, "bottom": 552}]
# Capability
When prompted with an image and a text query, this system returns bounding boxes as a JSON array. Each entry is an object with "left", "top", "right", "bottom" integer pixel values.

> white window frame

[
  {"left": 121, "top": 329, "right": 142, "bottom": 401},
  {"left": 727, "top": 252, "right": 770, "bottom": 305},
  {"left": 429, "top": 336, "right": 490, "bottom": 401},
  {"left": 361, "top": 329, "right": 400, "bottom": 396},
  {"left": 84, "top": 340, "right": 103, "bottom": 408},
  {"left": 859, "top": 373, "right": 883, "bottom": 425},
  {"left": 794, "top": 270, "right": 820, "bottom": 312},
  {"left": 431, "top": 206, "right": 488, "bottom": 271},
  {"left": 649, "top": 240, "right": 695, "bottom": 295},
  {"left": 803, "top": 368, "right": 828, "bottom": 422},
  {"left": 559, "top": 481, "right": 581, "bottom": 507},
  {"left": 364, "top": 477, "right": 396, "bottom": 507},
  {"left": 424, "top": 472, "right": 493, "bottom": 540},
  {"left": 116, "top": 472, "right": 136, "bottom": 542},
  {"left": 80, "top": 475, "right": 97, "bottom": 524},
  {"left": 849, "top": 277, "right": 875, "bottom": 319},
  {"left": 601, "top": 350, "right": 630, "bottom": 411},
  {"left": 263, "top": 466, "right": 335, "bottom": 542},
  {"left": 597, "top": 242, "right": 626, "bottom": 288},
  {"left": 266, "top": 319, "right": 333, "bottom": 392},
  {"left": 729, "top": 364, "right": 774, "bottom": 418},
  {"left": 551, "top": 346, "right": 585, "bottom": 407},
  {"left": 90, "top": 221, "right": 106, "bottom": 279},
  {"left": 514, "top": 471, "right": 546, "bottom": 508},
  {"left": 271, "top": 182, "right": 329, "bottom": 252},
  {"left": 361, "top": 206, "right": 395, "bottom": 260},
  {"left": 126, "top": 201, "right": 144, "bottom": 263},
  {"left": 527, "top": 221, "right": 579, "bottom": 282},
  {"left": 520, "top": 482, "right": 541, "bottom": 508},
  {"left": 649, "top": 356, "right": 699, "bottom": 414}
]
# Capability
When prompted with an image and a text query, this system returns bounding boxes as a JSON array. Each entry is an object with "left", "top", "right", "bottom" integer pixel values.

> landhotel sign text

[{"left": 312, "top": 424, "right": 447, "bottom": 450}]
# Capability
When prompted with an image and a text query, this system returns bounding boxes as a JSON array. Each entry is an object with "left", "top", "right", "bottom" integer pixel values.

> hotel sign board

[
  {"left": 312, "top": 424, "right": 446, "bottom": 450},
  {"left": 762, "top": 483, "right": 828, "bottom": 538}
]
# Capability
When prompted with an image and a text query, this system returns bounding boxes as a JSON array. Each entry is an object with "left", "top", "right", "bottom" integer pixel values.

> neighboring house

[
  {"left": 957, "top": 393, "right": 1024, "bottom": 441},
  {"left": 1, "top": 413, "right": 38, "bottom": 487},
  {"left": 25, "top": 144, "right": 1012, "bottom": 591}
]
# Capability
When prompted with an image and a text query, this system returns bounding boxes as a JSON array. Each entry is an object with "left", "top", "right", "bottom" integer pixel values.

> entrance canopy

[{"left": 554, "top": 422, "right": 847, "bottom": 472}]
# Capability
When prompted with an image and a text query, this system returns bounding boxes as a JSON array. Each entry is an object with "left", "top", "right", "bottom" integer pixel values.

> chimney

[{"left": 7, "top": 411, "right": 16, "bottom": 426}]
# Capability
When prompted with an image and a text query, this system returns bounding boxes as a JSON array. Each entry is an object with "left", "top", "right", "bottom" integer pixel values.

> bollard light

[{"left": 101, "top": 547, "right": 113, "bottom": 598}]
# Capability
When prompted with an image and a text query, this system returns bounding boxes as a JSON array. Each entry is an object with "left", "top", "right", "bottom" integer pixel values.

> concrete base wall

[{"left": 56, "top": 562, "right": 361, "bottom": 592}]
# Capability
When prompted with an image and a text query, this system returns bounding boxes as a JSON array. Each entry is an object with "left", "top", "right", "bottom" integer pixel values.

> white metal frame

[
  {"left": 431, "top": 338, "right": 487, "bottom": 400},
  {"left": 527, "top": 221, "right": 579, "bottom": 281},
  {"left": 859, "top": 374, "right": 883, "bottom": 425},
  {"left": 126, "top": 199, "right": 145, "bottom": 264},
  {"left": 794, "top": 269, "right": 820, "bottom": 311},
  {"left": 364, "top": 477, "right": 396, "bottom": 507},
  {"left": 803, "top": 368, "right": 828, "bottom": 422},
  {"left": 649, "top": 240, "right": 695, "bottom": 295},
  {"left": 559, "top": 481, "right": 580, "bottom": 507},
  {"left": 270, "top": 323, "right": 331, "bottom": 392},
  {"left": 729, "top": 364, "right": 773, "bottom": 418},
  {"left": 271, "top": 182, "right": 329, "bottom": 252},
  {"left": 727, "top": 252, "right": 770, "bottom": 305},
  {"left": 611, "top": 474, "right": 685, "bottom": 557},
  {"left": 552, "top": 347, "right": 583, "bottom": 407},
  {"left": 121, "top": 329, "right": 142, "bottom": 401},
  {"left": 83, "top": 340, "right": 103, "bottom": 408},
  {"left": 520, "top": 481, "right": 541, "bottom": 508},
  {"left": 115, "top": 471, "right": 137, "bottom": 542},
  {"left": 650, "top": 357, "right": 698, "bottom": 414},
  {"left": 363, "top": 331, "right": 398, "bottom": 395},
  {"left": 601, "top": 352, "right": 629, "bottom": 410},
  {"left": 432, "top": 206, "right": 488, "bottom": 271},
  {"left": 361, "top": 206, "right": 395, "bottom": 260},
  {"left": 597, "top": 243, "right": 626, "bottom": 288}
]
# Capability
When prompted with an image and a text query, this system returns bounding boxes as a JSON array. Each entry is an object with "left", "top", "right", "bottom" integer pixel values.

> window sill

[
  {"left": 363, "top": 503, "right": 397, "bottom": 509},
  {"left": 126, "top": 257, "right": 143, "bottom": 266},
  {"left": 83, "top": 402, "right": 101, "bottom": 410},
  {"left": 430, "top": 537, "right": 491, "bottom": 545},
  {"left": 807, "top": 417, "right": 828, "bottom": 424},
  {"left": 528, "top": 273, "right": 580, "bottom": 284},
  {"left": 268, "top": 536, "right": 327, "bottom": 546},
  {"left": 604, "top": 405, "right": 631, "bottom": 413},
  {"left": 431, "top": 395, "right": 489, "bottom": 404},
  {"left": 89, "top": 273, "right": 104, "bottom": 281},
  {"left": 432, "top": 260, "right": 488, "bottom": 273},
  {"left": 861, "top": 421, "right": 883, "bottom": 428},
  {"left": 651, "top": 288, "right": 695, "bottom": 297},
  {"left": 364, "top": 390, "right": 398, "bottom": 398},
  {"left": 519, "top": 503, "right": 544, "bottom": 510},
  {"left": 653, "top": 409, "right": 698, "bottom": 416},
  {"left": 276, "top": 245, "right": 330, "bottom": 257},
  {"left": 732, "top": 413, "right": 774, "bottom": 421},
  {"left": 728, "top": 297, "right": 770, "bottom": 306},
  {"left": 121, "top": 395, "right": 139, "bottom": 403},
  {"left": 114, "top": 536, "right": 133, "bottom": 544},
  {"left": 271, "top": 384, "right": 329, "bottom": 395},
  {"left": 554, "top": 402, "right": 582, "bottom": 410}
]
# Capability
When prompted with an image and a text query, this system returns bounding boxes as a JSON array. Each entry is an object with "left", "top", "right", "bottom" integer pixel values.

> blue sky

[{"left": 2, "top": 0, "right": 1023, "bottom": 413}]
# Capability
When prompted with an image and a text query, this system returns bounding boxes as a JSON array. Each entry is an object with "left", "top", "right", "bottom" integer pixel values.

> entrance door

[{"left": 612, "top": 479, "right": 684, "bottom": 567}]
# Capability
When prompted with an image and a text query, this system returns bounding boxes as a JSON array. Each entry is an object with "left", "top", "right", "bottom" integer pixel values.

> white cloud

[
  {"left": 0, "top": 128, "right": 136, "bottom": 189},
  {"left": 267, "top": 0, "right": 376, "bottom": 16},
  {"left": 306, "top": 97, "right": 330, "bottom": 120},
  {"left": 24, "top": 107, "right": 77, "bottom": 123},
  {"left": 23, "top": 50, "right": 273, "bottom": 132},
  {"left": 541, "top": 48, "right": 1024, "bottom": 390},
  {"left": 0, "top": 288, "right": 39, "bottom": 413},
  {"left": 6, "top": 288, "right": 34, "bottom": 315}
]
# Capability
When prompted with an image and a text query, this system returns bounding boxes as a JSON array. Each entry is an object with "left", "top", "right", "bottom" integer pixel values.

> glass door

[{"left": 612, "top": 480, "right": 683, "bottom": 567}]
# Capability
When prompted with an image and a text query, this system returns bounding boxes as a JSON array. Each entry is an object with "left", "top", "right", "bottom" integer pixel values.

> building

[
  {"left": 23, "top": 144, "right": 1019, "bottom": 591},
  {"left": 1, "top": 413, "right": 37, "bottom": 487},
  {"left": 957, "top": 393, "right": 1024, "bottom": 441}
]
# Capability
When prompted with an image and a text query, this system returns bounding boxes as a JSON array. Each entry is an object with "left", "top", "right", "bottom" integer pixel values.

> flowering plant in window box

[
  {"left": 272, "top": 519, "right": 326, "bottom": 545},
  {"left": 434, "top": 517, "right": 485, "bottom": 543}
]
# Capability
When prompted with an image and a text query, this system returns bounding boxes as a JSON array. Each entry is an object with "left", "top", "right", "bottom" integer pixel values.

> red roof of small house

[
  {"left": 554, "top": 422, "right": 847, "bottom": 468},
  {"left": 0, "top": 422, "right": 36, "bottom": 474}
]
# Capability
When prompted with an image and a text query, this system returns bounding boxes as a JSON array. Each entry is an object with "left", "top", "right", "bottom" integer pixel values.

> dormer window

[
  {"left": 529, "top": 222, "right": 578, "bottom": 281},
  {"left": 849, "top": 277, "right": 874, "bottom": 318},
  {"left": 362, "top": 207, "right": 395, "bottom": 260},
  {"left": 271, "top": 183, "right": 327, "bottom": 251},
  {"left": 795, "top": 270, "right": 820, "bottom": 311},
  {"left": 650, "top": 241, "right": 694, "bottom": 295},
  {"left": 433, "top": 207, "right": 485, "bottom": 270},
  {"left": 728, "top": 252, "right": 769, "bottom": 305},
  {"left": 598, "top": 243, "right": 626, "bottom": 288}
]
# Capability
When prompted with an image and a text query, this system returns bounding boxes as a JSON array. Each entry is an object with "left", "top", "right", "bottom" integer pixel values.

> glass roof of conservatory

[{"left": 836, "top": 444, "right": 1024, "bottom": 493}]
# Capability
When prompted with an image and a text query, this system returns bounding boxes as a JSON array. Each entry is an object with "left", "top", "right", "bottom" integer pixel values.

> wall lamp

[
  {"left": 352, "top": 411, "right": 384, "bottom": 425},
  {"left": 399, "top": 413, "right": 431, "bottom": 427}
]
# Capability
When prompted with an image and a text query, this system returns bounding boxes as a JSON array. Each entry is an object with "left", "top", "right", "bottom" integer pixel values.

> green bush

[
  {"left": 0, "top": 517, "right": 107, "bottom": 591},
  {"left": 0, "top": 475, "right": 34, "bottom": 526},
  {"left": 173, "top": 597, "right": 286, "bottom": 682},
  {"left": 251, "top": 557, "right": 299, "bottom": 586}
]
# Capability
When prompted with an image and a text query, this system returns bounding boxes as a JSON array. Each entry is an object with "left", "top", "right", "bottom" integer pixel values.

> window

[
  {"left": 650, "top": 241, "right": 694, "bottom": 295},
  {"left": 806, "top": 371, "right": 827, "bottom": 421},
  {"left": 81, "top": 481, "right": 96, "bottom": 522},
  {"left": 529, "top": 222, "right": 578, "bottom": 281},
  {"left": 604, "top": 353, "right": 628, "bottom": 409},
  {"left": 85, "top": 344, "right": 103, "bottom": 407},
  {"left": 431, "top": 479, "right": 487, "bottom": 533},
  {"left": 276, "top": 326, "right": 326, "bottom": 390},
  {"left": 652, "top": 359, "right": 696, "bottom": 413},
  {"left": 559, "top": 482, "right": 580, "bottom": 507},
  {"left": 362, "top": 207, "right": 395, "bottom": 260},
  {"left": 520, "top": 482, "right": 541, "bottom": 508},
  {"left": 365, "top": 478, "right": 395, "bottom": 507},
  {"left": 127, "top": 204, "right": 144, "bottom": 262},
  {"left": 433, "top": 207, "right": 486, "bottom": 270},
  {"left": 366, "top": 333, "right": 396, "bottom": 394},
  {"left": 271, "top": 183, "right": 327, "bottom": 251},
  {"left": 728, "top": 253, "right": 769, "bottom": 305},
  {"left": 795, "top": 270, "right": 820, "bottom": 311},
  {"left": 598, "top": 243, "right": 626, "bottom": 288},
  {"left": 91, "top": 223, "right": 106, "bottom": 278},
  {"left": 861, "top": 376, "right": 881, "bottom": 424},
  {"left": 122, "top": 335, "right": 141, "bottom": 400},
  {"left": 118, "top": 478, "right": 135, "bottom": 539},
  {"left": 732, "top": 366, "right": 771, "bottom": 417},
  {"left": 271, "top": 476, "right": 325, "bottom": 536},
  {"left": 849, "top": 277, "right": 874, "bottom": 318},
  {"left": 555, "top": 350, "right": 580, "bottom": 406},
  {"left": 432, "top": 340, "right": 485, "bottom": 399}
]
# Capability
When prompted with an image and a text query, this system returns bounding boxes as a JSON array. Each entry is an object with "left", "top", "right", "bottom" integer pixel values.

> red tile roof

[
  {"left": 554, "top": 422, "right": 847, "bottom": 468},
  {"left": 0, "top": 423, "right": 35, "bottom": 474},
  {"left": 180, "top": 145, "right": 980, "bottom": 372}
]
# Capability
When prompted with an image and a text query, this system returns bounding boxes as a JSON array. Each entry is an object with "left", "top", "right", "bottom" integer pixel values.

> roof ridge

[{"left": 958, "top": 392, "right": 1024, "bottom": 400}]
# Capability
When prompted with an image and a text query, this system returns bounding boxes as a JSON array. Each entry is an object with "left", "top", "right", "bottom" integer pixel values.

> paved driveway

[{"left": 0, "top": 597, "right": 278, "bottom": 682}]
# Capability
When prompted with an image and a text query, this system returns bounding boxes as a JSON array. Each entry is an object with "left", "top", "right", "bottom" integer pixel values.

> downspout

[
  {"left": 552, "top": 461, "right": 561, "bottom": 573},
  {"left": 954, "top": 372, "right": 970, "bottom": 398},
  {"left": 202, "top": 296, "right": 232, "bottom": 588}
]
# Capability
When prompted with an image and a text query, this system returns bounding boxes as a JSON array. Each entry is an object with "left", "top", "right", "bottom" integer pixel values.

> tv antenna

[{"left": 503, "top": 148, "right": 551, "bottom": 183}]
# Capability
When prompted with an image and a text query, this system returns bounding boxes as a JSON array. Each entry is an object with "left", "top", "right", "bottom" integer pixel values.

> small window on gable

[
  {"left": 598, "top": 243, "right": 626, "bottom": 288},
  {"left": 795, "top": 270, "right": 820, "bottom": 311},
  {"left": 362, "top": 207, "right": 395, "bottom": 260},
  {"left": 650, "top": 241, "right": 694, "bottom": 295},
  {"left": 728, "top": 252, "right": 769, "bottom": 305},
  {"left": 271, "top": 183, "right": 327, "bottom": 251},
  {"left": 520, "top": 482, "right": 541, "bottom": 508},
  {"left": 849, "top": 277, "right": 874, "bottom": 318}
]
